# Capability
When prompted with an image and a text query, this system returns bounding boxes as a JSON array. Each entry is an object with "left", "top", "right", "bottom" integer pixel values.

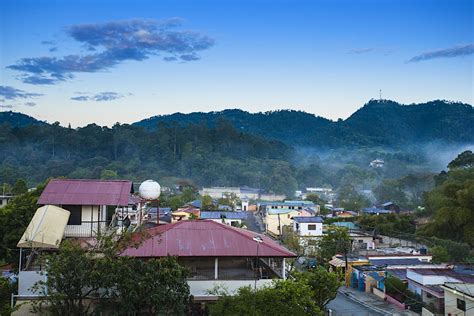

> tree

[
  {"left": 201, "top": 195, "right": 215, "bottom": 210},
  {"left": 317, "top": 227, "right": 351, "bottom": 263},
  {"left": 0, "top": 182, "right": 46, "bottom": 265},
  {"left": 0, "top": 278, "right": 16, "bottom": 315},
  {"left": 32, "top": 234, "right": 190, "bottom": 315},
  {"left": 209, "top": 280, "right": 323, "bottom": 316},
  {"left": 448, "top": 150, "right": 474, "bottom": 170},
  {"left": 373, "top": 179, "right": 408, "bottom": 208},
  {"left": 295, "top": 268, "right": 340, "bottom": 309},
  {"left": 100, "top": 169, "right": 119, "bottom": 180},
  {"left": 431, "top": 246, "right": 450, "bottom": 263},
  {"left": 11, "top": 179, "right": 28, "bottom": 195},
  {"left": 337, "top": 185, "right": 369, "bottom": 211},
  {"left": 305, "top": 193, "right": 325, "bottom": 205}
]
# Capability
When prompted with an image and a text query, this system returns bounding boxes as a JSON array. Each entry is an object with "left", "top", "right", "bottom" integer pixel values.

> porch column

[
  {"left": 282, "top": 258, "right": 286, "bottom": 280},
  {"left": 214, "top": 257, "right": 218, "bottom": 280}
]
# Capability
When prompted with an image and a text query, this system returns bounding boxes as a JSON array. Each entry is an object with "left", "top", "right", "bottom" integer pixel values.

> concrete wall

[
  {"left": 293, "top": 222, "right": 323, "bottom": 237},
  {"left": 373, "top": 287, "right": 385, "bottom": 299},
  {"left": 444, "top": 290, "right": 474, "bottom": 316},
  {"left": 18, "top": 271, "right": 47, "bottom": 296},
  {"left": 188, "top": 279, "right": 274, "bottom": 297}
]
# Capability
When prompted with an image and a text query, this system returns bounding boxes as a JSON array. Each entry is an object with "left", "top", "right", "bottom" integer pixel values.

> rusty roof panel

[
  {"left": 121, "top": 220, "right": 296, "bottom": 258},
  {"left": 38, "top": 179, "right": 133, "bottom": 206}
]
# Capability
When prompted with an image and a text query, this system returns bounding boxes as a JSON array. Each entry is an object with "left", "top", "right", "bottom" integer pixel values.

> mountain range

[{"left": 1, "top": 99, "right": 473, "bottom": 147}]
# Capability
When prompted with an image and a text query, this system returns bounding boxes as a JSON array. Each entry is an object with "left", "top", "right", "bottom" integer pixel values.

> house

[
  {"left": 200, "top": 186, "right": 259, "bottom": 200},
  {"left": 292, "top": 216, "right": 323, "bottom": 237},
  {"left": 362, "top": 206, "right": 393, "bottom": 215},
  {"left": 37, "top": 179, "right": 133, "bottom": 238},
  {"left": 350, "top": 265, "right": 386, "bottom": 293},
  {"left": 261, "top": 203, "right": 315, "bottom": 236},
  {"left": 370, "top": 159, "right": 384, "bottom": 168},
  {"left": 171, "top": 207, "right": 200, "bottom": 222},
  {"left": 184, "top": 200, "right": 202, "bottom": 209},
  {"left": 381, "top": 201, "right": 400, "bottom": 213},
  {"left": 121, "top": 220, "right": 296, "bottom": 300},
  {"left": 329, "top": 255, "right": 370, "bottom": 286},
  {"left": 200, "top": 211, "right": 247, "bottom": 227},
  {"left": 441, "top": 283, "right": 474, "bottom": 316},
  {"left": 0, "top": 194, "right": 15, "bottom": 208},
  {"left": 145, "top": 207, "right": 172, "bottom": 225},
  {"left": 349, "top": 231, "right": 377, "bottom": 250},
  {"left": 406, "top": 268, "right": 474, "bottom": 315}
]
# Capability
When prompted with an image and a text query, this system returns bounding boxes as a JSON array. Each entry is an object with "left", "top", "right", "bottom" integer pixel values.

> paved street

[
  {"left": 327, "top": 292, "right": 384, "bottom": 316},
  {"left": 243, "top": 211, "right": 264, "bottom": 233}
]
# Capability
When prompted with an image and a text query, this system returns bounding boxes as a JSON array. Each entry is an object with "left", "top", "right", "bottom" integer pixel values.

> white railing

[{"left": 188, "top": 279, "right": 274, "bottom": 297}]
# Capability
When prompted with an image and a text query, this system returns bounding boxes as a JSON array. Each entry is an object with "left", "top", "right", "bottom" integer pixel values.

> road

[
  {"left": 243, "top": 211, "right": 263, "bottom": 233},
  {"left": 326, "top": 292, "right": 384, "bottom": 316}
]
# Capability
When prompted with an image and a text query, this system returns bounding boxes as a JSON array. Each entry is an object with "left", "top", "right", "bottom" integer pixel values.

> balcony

[{"left": 64, "top": 220, "right": 114, "bottom": 238}]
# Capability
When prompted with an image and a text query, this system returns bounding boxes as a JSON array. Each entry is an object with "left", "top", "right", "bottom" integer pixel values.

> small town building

[
  {"left": 441, "top": 283, "right": 474, "bottom": 316},
  {"left": 121, "top": 220, "right": 296, "bottom": 300},
  {"left": 200, "top": 211, "right": 247, "bottom": 227},
  {"left": 329, "top": 255, "right": 370, "bottom": 286},
  {"left": 37, "top": 179, "right": 133, "bottom": 238},
  {"left": 171, "top": 207, "right": 200, "bottom": 222},
  {"left": 292, "top": 216, "right": 323, "bottom": 237},
  {"left": 0, "top": 194, "right": 15, "bottom": 208},
  {"left": 350, "top": 265, "right": 386, "bottom": 293},
  {"left": 406, "top": 268, "right": 474, "bottom": 315},
  {"left": 362, "top": 206, "right": 393, "bottom": 215}
]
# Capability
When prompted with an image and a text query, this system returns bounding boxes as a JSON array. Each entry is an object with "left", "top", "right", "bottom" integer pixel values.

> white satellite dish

[{"left": 138, "top": 180, "right": 161, "bottom": 200}]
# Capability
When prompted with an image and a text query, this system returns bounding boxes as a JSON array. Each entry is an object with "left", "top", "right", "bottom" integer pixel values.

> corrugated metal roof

[
  {"left": 292, "top": 216, "right": 323, "bottom": 223},
  {"left": 38, "top": 179, "right": 133, "bottom": 206},
  {"left": 369, "top": 258, "right": 423, "bottom": 266},
  {"left": 200, "top": 211, "right": 247, "bottom": 219},
  {"left": 121, "top": 220, "right": 296, "bottom": 258}
]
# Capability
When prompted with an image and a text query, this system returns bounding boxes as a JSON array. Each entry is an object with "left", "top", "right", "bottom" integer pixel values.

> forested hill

[
  {"left": 135, "top": 109, "right": 337, "bottom": 146},
  {"left": 0, "top": 111, "right": 46, "bottom": 128},
  {"left": 134, "top": 100, "right": 474, "bottom": 147}
]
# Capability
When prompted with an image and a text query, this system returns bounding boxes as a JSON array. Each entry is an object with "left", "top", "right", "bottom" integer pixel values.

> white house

[
  {"left": 37, "top": 179, "right": 133, "bottom": 237},
  {"left": 292, "top": 216, "right": 323, "bottom": 237},
  {"left": 0, "top": 194, "right": 14, "bottom": 208},
  {"left": 442, "top": 283, "right": 474, "bottom": 316}
]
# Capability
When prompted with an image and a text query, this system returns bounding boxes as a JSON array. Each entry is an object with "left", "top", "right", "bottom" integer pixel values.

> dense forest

[
  {"left": 135, "top": 99, "right": 474, "bottom": 146},
  {"left": 0, "top": 99, "right": 472, "bottom": 204}
]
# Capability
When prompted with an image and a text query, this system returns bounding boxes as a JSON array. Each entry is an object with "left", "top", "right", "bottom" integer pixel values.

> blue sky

[{"left": 0, "top": 0, "right": 472, "bottom": 127}]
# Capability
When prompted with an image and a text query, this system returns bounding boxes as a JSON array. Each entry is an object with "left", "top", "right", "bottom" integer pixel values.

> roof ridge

[
  {"left": 50, "top": 178, "right": 132, "bottom": 182},
  {"left": 213, "top": 220, "right": 294, "bottom": 256}
]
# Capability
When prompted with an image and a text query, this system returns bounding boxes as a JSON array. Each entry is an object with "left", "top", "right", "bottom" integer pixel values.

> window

[
  {"left": 63, "top": 205, "right": 82, "bottom": 225},
  {"left": 0, "top": 200, "right": 3, "bottom": 205},
  {"left": 308, "top": 224, "right": 316, "bottom": 230},
  {"left": 457, "top": 298, "right": 466, "bottom": 311}
]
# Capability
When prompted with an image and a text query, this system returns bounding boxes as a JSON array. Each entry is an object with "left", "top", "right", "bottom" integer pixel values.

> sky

[{"left": 0, "top": 0, "right": 473, "bottom": 127}]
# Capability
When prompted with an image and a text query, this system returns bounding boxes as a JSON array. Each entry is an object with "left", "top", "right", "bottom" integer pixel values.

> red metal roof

[
  {"left": 121, "top": 220, "right": 296, "bottom": 258},
  {"left": 38, "top": 179, "right": 133, "bottom": 206}
]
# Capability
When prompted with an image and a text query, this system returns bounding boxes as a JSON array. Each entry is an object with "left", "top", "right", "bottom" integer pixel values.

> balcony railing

[{"left": 64, "top": 220, "right": 114, "bottom": 238}]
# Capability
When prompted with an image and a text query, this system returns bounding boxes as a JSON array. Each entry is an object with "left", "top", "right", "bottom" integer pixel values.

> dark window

[
  {"left": 63, "top": 205, "right": 82, "bottom": 225},
  {"left": 0, "top": 200, "right": 3, "bottom": 205},
  {"left": 308, "top": 224, "right": 316, "bottom": 230},
  {"left": 457, "top": 298, "right": 466, "bottom": 311}
]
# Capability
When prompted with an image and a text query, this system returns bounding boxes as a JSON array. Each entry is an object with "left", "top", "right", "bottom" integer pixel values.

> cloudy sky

[{"left": 0, "top": 0, "right": 472, "bottom": 127}]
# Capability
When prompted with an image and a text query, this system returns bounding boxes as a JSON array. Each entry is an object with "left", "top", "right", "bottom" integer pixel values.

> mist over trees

[{"left": 0, "top": 99, "right": 472, "bottom": 207}]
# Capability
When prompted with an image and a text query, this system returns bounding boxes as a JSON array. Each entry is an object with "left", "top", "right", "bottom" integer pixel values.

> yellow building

[
  {"left": 328, "top": 255, "right": 370, "bottom": 286},
  {"left": 263, "top": 209, "right": 313, "bottom": 236}
]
